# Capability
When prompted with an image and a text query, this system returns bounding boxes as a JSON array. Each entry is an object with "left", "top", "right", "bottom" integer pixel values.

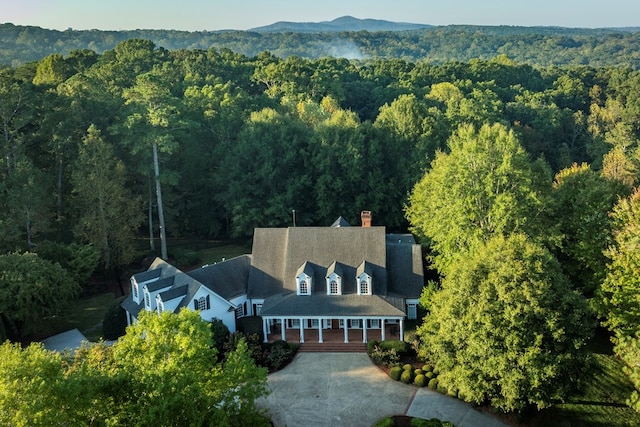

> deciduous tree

[
  {"left": 417, "top": 234, "right": 593, "bottom": 412},
  {"left": 406, "top": 122, "right": 545, "bottom": 274}
]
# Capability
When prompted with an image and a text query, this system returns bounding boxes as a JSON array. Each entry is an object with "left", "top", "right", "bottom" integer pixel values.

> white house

[{"left": 121, "top": 212, "right": 424, "bottom": 343}]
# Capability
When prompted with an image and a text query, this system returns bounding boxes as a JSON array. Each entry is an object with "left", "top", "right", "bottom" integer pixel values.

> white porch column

[
  {"left": 362, "top": 319, "right": 368, "bottom": 343},
  {"left": 281, "top": 318, "right": 286, "bottom": 341},
  {"left": 400, "top": 318, "right": 404, "bottom": 341},
  {"left": 318, "top": 320, "right": 323, "bottom": 343},
  {"left": 263, "top": 317, "right": 269, "bottom": 343},
  {"left": 381, "top": 318, "right": 386, "bottom": 341},
  {"left": 299, "top": 319, "right": 305, "bottom": 343},
  {"left": 343, "top": 320, "right": 349, "bottom": 343}
]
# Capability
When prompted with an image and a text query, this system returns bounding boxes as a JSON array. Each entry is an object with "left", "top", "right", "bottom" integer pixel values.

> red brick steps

[{"left": 298, "top": 342, "right": 367, "bottom": 353}]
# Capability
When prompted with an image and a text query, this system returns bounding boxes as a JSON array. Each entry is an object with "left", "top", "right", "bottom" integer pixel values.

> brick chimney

[{"left": 361, "top": 210, "right": 372, "bottom": 227}]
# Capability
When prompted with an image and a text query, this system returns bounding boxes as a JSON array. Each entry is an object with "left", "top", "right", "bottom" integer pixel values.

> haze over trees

[
  {"left": 1, "top": 27, "right": 640, "bottom": 417},
  {"left": 2, "top": 22, "right": 640, "bottom": 68}
]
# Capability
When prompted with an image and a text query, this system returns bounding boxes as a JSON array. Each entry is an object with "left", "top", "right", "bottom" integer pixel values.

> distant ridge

[{"left": 249, "top": 15, "right": 432, "bottom": 33}]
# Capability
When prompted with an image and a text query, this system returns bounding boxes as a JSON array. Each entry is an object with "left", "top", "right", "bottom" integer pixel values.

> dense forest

[
  {"left": 1, "top": 33, "right": 640, "bottom": 420},
  {"left": 2, "top": 23, "right": 640, "bottom": 68}
]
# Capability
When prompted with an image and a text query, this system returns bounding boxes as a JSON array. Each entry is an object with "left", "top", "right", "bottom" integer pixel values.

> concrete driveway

[{"left": 257, "top": 352, "right": 508, "bottom": 427}]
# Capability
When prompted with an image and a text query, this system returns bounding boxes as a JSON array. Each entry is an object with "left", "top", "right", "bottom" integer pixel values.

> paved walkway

[{"left": 257, "top": 352, "right": 508, "bottom": 427}]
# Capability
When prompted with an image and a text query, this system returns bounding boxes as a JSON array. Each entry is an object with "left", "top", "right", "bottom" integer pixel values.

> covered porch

[{"left": 261, "top": 316, "right": 405, "bottom": 344}]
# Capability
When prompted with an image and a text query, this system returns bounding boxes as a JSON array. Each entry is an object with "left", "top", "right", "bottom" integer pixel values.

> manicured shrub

[
  {"left": 390, "top": 366, "right": 403, "bottom": 381},
  {"left": 263, "top": 339, "right": 298, "bottom": 371},
  {"left": 421, "top": 364, "right": 434, "bottom": 373},
  {"left": 403, "top": 363, "right": 413, "bottom": 372},
  {"left": 400, "top": 370, "right": 413, "bottom": 384},
  {"left": 367, "top": 339, "right": 379, "bottom": 353},
  {"left": 425, "top": 371, "right": 435, "bottom": 379},
  {"left": 414, "top": 368, "right": 423, "bottom": 376},
  {"left": 447, "top": 387, "right": 458, "bottom": 398},
  {"left": 414, "top": 374, "right": 427, "bottom": 387},
  {"left": 379, "top": 339, "right": 409, "bottom": 354},
  {"left": 102, "top": 298, "right": 127, "bottom": 340},
  {"left": 428, "top": 378, "right": 439, "bottom": 389},
  {"left": 432, "top": 367, "right": 440, "bottom": 375},
  {"left": 369, "top": 346, "right": 399, "bottom": 367},
  {"left": 437, "top": 383, "right": 448, "bottom": 394}
]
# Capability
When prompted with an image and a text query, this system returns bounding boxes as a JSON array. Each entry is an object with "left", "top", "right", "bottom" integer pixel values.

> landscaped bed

[{"left": 367, "top": 338, "right": 640, "bottom": 427}]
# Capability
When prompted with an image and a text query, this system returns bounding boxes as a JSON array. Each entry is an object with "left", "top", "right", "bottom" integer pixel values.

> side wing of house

[{"left": 122, "top": 256, "right": 250, "bottom": 332}]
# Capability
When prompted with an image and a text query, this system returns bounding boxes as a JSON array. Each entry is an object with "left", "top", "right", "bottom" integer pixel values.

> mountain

[{"left": 249, "top": 15, "right": 432, "bottom": 33}]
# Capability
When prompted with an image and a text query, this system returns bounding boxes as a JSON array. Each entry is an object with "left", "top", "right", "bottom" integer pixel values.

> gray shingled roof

[
  {"left": 260, "top": 293, "right": 406, "bottom": 317},
  {"left": 248, "top": 226, "right": 388, "bottom": 298},
  {"left": 186, "top": 255, "right": 251, "bottom": 300},
  {"left": 133, "top": 268, "right": 162, "bottom": 283},
  {"left": 331, "top": 216, "right": 351, "bottom": 227},
  {"left": 386, "top": 239, "right": 424, "bottom": 299},
  {"left": 158, "top": 284, "right": 188, "bottom": 302},
  {"left": 121, "top": 295, "right": 144, "bottom": 318},
  {"left": 144, "top": 276, "right": 174, "bottom": 292}
]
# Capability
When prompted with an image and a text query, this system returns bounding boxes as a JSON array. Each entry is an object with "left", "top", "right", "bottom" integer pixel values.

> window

[
  {"left": 157, "top": 301, "right": 164, "bottom": 313},
  {"left": 144, "top": 291, "right": 150, "bottom": 308},
  {"left": 132, "top": 281, "right": 138, "bottom": 299},
  {"left": 369, "top": 319, "right": 381, "bottom": 328},
  {"left": 290, "top": 319, "right": 300, "bottom": 328},
  {"left": 235, "top": 304, "right": 244, "bottom": 319},
  {"left": 407, "top": 303, "right": 417, "bottom": 320},
  {"left": 349, "top": 319, "right": 362, "bottom": 328},
  {"left": 299, "top": 280, "right": 308, "bottom": 295},
  {"left": 330, "top": 280, "right": 339, "bottom": 295},
  {"left": 360, "top": 280, "right": 369, "bottom": 295},
  {"left": 255, "top": 304, "right": 262, "bottom": 315},
  {"left": 193, "top": 295, "right": 210, "bottom": 311},
  {"left": 310, "top": 319, "right": 319, "bottom": 328}
]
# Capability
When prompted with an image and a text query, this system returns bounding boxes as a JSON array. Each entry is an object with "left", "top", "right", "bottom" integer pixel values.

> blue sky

[{"left": 2, "top": 0, "right": 638, "bottom": 31}]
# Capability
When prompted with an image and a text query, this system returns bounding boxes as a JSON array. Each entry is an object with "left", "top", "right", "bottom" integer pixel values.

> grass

[
  {"left": 196, "top": 241, "right": 251, "bottom": 265},
  {"left": 39, "top": 293, "right": 119, "bottom": 342},
  {"left": 527, "top": 353, "right": 640, "bottom": 426}
]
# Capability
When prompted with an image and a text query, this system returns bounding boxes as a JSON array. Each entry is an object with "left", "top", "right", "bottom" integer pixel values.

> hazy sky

[{"left": 2, "top": 0, "right": 638, "bottom": 31}]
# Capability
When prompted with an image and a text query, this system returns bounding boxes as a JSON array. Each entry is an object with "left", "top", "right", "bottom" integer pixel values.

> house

[{"left": 121, "top": 212, "right": 424, "bottom": 343}]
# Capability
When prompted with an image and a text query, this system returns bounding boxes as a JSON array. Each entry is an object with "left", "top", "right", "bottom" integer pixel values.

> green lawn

[
  {"left": 196, "top": 241, "right": 251, "bottom": 265},
  {"left": 40, "top": 293, "right": 120, "bottom": 342},
  {"left": 529, "top": 353, "right": 640, "bottom": 426}
]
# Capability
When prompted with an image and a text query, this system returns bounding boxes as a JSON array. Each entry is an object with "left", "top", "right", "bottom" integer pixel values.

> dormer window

[
  {"left": 132, "top": 278, "right": 138, "bottom": 300},
  {"left": 299, "top": 280, "right": 309, "bottom": 294},
  {"left": 326, "top": 261, "right": 343, "bottom": 295},
  {"left": 296, "top": 261, "right": 314, "bottom": 295},
  {"left": 360, "top": 280, "right": 369, "bottom": 294},
  {"left": 330, "top": 280, "right": 339, "bottom": 294},
  {"left": 144, "top": 290, "right": 151, "bottom": 308},
  {"left": 356, "top": 261, "right": 373, "bottom": 295}
]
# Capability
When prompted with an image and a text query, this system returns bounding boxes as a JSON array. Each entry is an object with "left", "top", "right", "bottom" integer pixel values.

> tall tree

[
  {"left": 551, "top": 163, "right": 621, "bottom": 295},
  {"left": 417, "top": 233, "right": 593, "bottom": 412},
  {"left": 599, "top": 188, "right": 640, "bottom": 411},
  {"left": 71, "top": 124, "right": 142, "bottom": 275},
  {"left": 406, "top": 122, "right": 546, "bottom": 274},
  {"left": 0, "top": 252, "right": 79, "bottom": 338},
  {"left": 123, "top": 71, "right": 180, "bottom": 259}
]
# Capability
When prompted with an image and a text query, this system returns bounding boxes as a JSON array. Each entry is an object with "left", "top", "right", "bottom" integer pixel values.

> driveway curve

[{"left": 257, "top": 352, "right": 507, "bottom": 427}]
